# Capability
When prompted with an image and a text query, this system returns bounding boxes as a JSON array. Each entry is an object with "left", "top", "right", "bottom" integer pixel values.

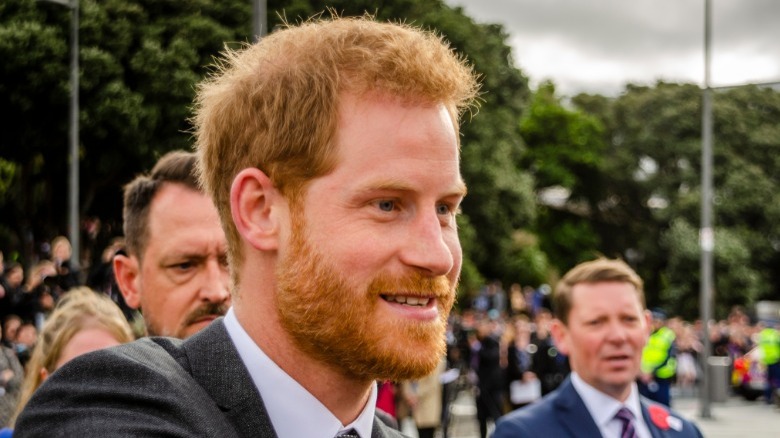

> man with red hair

[{"left": 17, "top": 15, "right": 479, "bottom": 438}]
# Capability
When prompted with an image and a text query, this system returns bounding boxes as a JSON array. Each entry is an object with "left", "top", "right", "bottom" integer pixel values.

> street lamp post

[
  {"left": 698, "top": 1, "right": 780, "bottom": 418},
  {"left": 699, "top": 0, "right": 714, "bottom": 419},
  {"left": 39, "top": 0, "right": 80, "bottom": 266},
  {"left": 252, "top": 0, "right": 267, "bottom": 41}
]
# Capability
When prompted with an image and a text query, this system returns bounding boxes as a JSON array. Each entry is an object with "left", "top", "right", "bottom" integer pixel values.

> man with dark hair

[
  {"left": 112, "top": 150, "right": 230, "bottom": 339},
  {"left": 494, "top": 259, "right": 702, "bottom": 438},
  {"left": 17, "top": 15, "right": 479, "bottom": 437}
]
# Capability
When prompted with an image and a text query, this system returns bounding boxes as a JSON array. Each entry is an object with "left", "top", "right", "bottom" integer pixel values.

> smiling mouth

[{"left": 381, "top": 295, "right": 432, "bottom": 307}]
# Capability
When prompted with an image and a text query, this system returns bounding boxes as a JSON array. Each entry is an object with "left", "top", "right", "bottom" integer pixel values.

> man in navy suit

[
  {"left": 17, "top": 15, "right": 480, "bottom": 438},
  {"left": 493, "top": 259, "right": 702, "bottom": 438}
]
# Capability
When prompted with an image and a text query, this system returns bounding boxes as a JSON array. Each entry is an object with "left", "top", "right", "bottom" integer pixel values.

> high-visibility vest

[
  {"left": 758, "top": 328, "right": 780, "bottom": 365},
  {"left": 641, "top": 326, "right": 676, "bottom": 379}
]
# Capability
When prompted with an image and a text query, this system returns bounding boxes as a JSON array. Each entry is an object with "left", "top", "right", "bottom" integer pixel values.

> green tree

[
  {"left": 518, "top": 82, "right": 606, "bottom": 273},
  {"left": 1, "top": 0, "right": 250, "bottom": 264},
  {"left": 1, "top": 0, "right": 535, "bottom": 297},
  {"left": 571, "top": 82, "right": 780, "bottom": 318}
]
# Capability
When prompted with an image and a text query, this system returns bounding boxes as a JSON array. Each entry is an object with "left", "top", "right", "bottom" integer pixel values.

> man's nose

[
  {"left": 398, "top": 210, "right": 455, "bottom": 276},
  {"left": 606, "top": 321, "right": 631, "bottom": 342},
  {"left": 200, "top": 259, "right": 230, "bottom": 303}
]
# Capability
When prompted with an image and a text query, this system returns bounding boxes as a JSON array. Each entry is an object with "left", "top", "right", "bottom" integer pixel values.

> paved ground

[
  {"left": 400, "top": 388, "right": 780, "bottom": 438},
  {"left": 674, "top": 395, "right": 780, "bottom": 437}
]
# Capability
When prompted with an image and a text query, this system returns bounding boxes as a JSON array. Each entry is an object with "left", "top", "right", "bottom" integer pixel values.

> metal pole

[
  {"left": 699, "top": 0, "right": 714, "bottom": 419},
  {"left": 252, "top": 0, "right": 267, "bottom": 41},
  {"left": 38, "top": 0, "right": 80, "bottom": 267},
  {"left": 68, "top": 0, "right": 80, "bottom": 268}
]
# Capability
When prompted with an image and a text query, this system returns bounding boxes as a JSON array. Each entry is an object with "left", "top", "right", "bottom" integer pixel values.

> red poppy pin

[
  {"left": 648, "top": 405, "right": 670, "bottom": 430},
  {"left": 648, "top": 405, "right": 683, "bottom": 432}
]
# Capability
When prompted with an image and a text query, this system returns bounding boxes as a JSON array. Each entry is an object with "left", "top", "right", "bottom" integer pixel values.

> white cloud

[{"left": 446, "top": 0, "right": 780, "bottom": 96}]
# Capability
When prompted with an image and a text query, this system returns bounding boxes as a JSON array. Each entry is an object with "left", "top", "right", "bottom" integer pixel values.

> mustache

[{"left": 182, "top": 302, "right": 229, "bottom": 327}]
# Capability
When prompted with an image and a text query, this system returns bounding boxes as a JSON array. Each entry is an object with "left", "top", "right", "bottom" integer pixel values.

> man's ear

[
  {"left": 231, "top": 168, "right": 285, "bottom": 251},
  {"left": 550, "top": 318, "right": 570, "bottom": 356},
  {"left": 113, "top": 254, "right": 141, "bottom": 309}
]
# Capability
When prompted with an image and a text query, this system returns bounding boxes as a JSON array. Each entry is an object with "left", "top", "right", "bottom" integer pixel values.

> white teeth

[{"left": 385, "top": 295, "right": 430, "bottom": 306}]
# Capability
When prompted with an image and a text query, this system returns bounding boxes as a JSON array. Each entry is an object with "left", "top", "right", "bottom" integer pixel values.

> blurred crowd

[
  {"left": 2, "top": 238, "right": 779, "bottom": 435},
  {"left": 0, "top": 237, "right": 137, "bottom": 430},
  {"left": 379, "top": 281, "right": 780, "bottom": 438}
]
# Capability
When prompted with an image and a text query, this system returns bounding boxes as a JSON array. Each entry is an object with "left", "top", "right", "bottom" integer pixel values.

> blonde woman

[{"left": 7, "top": 287, "right": 134, "bottom": 430}]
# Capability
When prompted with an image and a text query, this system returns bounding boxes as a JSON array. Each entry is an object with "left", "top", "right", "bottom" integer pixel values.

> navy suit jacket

[
  {"left": 15, "top": 319, "right": 406, "bottom": 438},
  {"left": 493, "top": 377, "right": 702, "bottom": 438}
]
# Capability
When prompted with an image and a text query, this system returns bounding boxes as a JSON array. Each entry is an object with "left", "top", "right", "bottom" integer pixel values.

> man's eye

[
  {"left": 436, "top": 204, "right": 453, "bottom": 215},
  {"left": 377, "top": 200, "right": 395, "bottom": 212},
  {"left": 173, "top": 262, "right": 194, "bottom": 271}
]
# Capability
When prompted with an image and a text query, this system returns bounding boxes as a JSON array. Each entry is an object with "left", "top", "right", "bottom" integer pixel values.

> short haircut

[
  {"left": 12, "top": 287, "right": 134, "bottom": 426},
  {"left": 194, "top": 15, "right": 480, "bottom": 279},
  {"left": 121, "top": 150, "right": 200, "bottom": 258},
  {"left": 552, "top": 258, "right": 645, "bottom": 325}
]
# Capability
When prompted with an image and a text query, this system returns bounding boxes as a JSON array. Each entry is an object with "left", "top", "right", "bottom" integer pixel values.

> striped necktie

[
  {"left": 615, "top": 407, "right": 638, "bottom": 438},
  {"left": 337, "top": 429, "right": 360, "bottom": 438}
]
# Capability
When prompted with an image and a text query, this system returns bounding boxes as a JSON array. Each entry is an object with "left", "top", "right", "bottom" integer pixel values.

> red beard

[{"left": 275, "top": 212, "right": 456, "bottom": 381}]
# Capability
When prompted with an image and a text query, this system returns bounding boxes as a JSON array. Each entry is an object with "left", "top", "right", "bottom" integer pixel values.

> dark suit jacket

[
  {"left": 492, "top": 377, "right": 703, "bottom": 438},
  {"left": 15, "top": 319, "right": 407, "bottom": 438}
]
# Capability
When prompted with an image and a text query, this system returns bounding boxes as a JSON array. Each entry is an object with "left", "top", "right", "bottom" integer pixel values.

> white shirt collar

[
  {"left": 570, "top": 372, "right": 652, "bottom": 438},
  {"left": 224, "top": 308, "right": 377, "bottom": 438}
]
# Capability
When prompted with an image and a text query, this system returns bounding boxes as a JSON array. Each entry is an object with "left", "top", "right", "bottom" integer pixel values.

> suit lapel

[
  {"left": 370, "top": 419, "right": 395, "bottom": 438},
  {"left": 182, "top": 319, "right": 278, "bottom": 438},
  {"left": 554, "top": 379, "right": 605, "bottom": 437},
  {"left": 180, "top": 320, "right": 402, "bottom": 438}
]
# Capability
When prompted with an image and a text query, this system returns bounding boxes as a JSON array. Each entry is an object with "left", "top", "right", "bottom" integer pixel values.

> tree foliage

[
  {"left": 519, "top": 82, "right": 607, "bottom": 274},
  {"left": 3, "top": 0, "right": 779, "bottom": 318},
  {"left": 1, "top": 0, "right": 251, "bottom": 263},
  {"left": 0, "top": 0, "right": 535, "bottom": 298},
  {"left": 568, "top": 82, "right": 780, "bottom": 318}
]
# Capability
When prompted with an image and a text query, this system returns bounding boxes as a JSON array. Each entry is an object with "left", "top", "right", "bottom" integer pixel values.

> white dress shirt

[
  {"left": 570, "top": 372, "right": 653, "bottom": 438},
  {"left": 224, "top": 308, "right": 377, "bottom": 438}
]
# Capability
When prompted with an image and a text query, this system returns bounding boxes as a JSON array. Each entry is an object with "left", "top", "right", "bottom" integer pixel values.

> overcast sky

[{"left": 445, "top": 0, "right": 780, "bottom": 96}]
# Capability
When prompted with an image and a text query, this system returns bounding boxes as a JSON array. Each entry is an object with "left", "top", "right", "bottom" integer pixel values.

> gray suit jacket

[{"left": 15, "top": 319, "right": 407, "bottom": 438}]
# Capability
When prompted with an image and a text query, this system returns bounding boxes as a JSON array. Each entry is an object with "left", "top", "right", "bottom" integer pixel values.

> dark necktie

[
  {"left": 615, "top": 407, "right": 638, "bottom": 438},
  {"left": 337, "top": 429, "right": 360, "bottom": 438}
]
